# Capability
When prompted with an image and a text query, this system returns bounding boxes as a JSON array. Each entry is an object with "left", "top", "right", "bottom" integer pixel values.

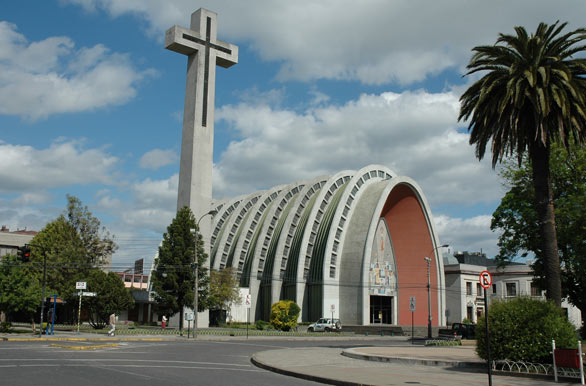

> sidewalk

[{"left": 253, "top": 346, "right": 578, "bottom": 385}]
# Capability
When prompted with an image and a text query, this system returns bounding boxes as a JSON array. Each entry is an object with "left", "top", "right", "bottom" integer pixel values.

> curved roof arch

[
  {"left": 359, "top": 177, "right": 445, "bottom": 326},
  {"left": 277, "top": 176, "right": 328, "bottom": 301},
  {"left": 211, "top": 191, "right": 264, "bottom": 271},
  {"left": 232, "top": 184, "right": 285, "bottom": 286},
  {"left": 323, "top": 165, "right": 396, "bottom": 282}
]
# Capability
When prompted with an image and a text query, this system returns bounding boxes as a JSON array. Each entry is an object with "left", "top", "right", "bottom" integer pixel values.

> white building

[{"left": 444, "top": 251, "right": 582, "bottom": 329}]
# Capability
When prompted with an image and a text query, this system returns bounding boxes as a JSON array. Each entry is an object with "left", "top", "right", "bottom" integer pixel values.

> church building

[
  {"left": 162, "top": 9, "right": 446, "bottom": 330},
  {"left": 209, "top": 165, "right": 447, "bottom": 328}
]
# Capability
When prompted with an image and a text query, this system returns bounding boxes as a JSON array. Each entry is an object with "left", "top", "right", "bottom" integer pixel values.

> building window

[
  {"left": 530, "top": 282, "right": 541, "bottom": 297},
  {"left": 467, "top": 306, "right": 474, "bottom": 322},
  {"left": 492, "top": 284, "right": 497, "bottom": 294},
  {"left": 466, "top": 282, "right": 472, "bottom": 296},
  {"left": 506, "top": 282, "right": 517, "bottom": 297},
  {"left": 476, "top": 283, "right": 482, "bottom": 296}
]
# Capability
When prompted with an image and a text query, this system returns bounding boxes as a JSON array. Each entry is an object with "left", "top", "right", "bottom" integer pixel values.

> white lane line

[
  {"left": 0, "top": 358, "right": 252, "bottom": 367},
  {"left": 20, "top": 364, "right": 60, "bottom": 367},
  {"left": 199, "top": 341, "right": 290, "bottom": 349},
  {"left": 93, "top": 365, "right": 155, "bottom": 380},
  {"left": 75, "top": 364, "right": 263, "bottom": 372}
]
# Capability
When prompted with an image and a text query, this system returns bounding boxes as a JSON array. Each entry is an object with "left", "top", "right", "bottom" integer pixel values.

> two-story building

[{"left": 444, "top": 251, "right": 582, "bottom": 328}]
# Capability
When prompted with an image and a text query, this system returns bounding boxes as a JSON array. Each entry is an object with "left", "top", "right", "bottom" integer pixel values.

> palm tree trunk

[{"left": 530, "top": 143, "right": 562, "bottom": 306}]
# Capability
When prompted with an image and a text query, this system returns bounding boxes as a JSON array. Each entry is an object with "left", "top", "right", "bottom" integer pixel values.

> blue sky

[{"left": 1, "top": 0, "right": 582, "bottom": 270}]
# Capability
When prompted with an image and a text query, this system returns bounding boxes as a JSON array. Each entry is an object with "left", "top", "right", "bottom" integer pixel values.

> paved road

[
  {"left": 0, "top": 337, "right": 398, "bottom": 386},
  {"left": 1, "top": 335, "right": 577, "bottom": 385}
]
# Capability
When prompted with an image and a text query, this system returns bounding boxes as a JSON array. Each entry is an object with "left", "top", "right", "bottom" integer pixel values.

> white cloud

[
  {"left": 139, "top": 149, "right": 178, "bottom": 170},
  {"left": 434, "top": 214, "right": 499, "bottom": 258},
  {"left": 12, "top": 191, "right": 53, "bottom": 205},
  {"left": 0, "top": 140, "right": 119, "bottom": 192},
  {"left": 61, "top": 0, "right": 586, "bottom": 85},
  {"left": 0, "top": 21, "right": 153, "bottom": 120},
  {"left": 214, "top": 89, "right": 502, "bottom": 207}
]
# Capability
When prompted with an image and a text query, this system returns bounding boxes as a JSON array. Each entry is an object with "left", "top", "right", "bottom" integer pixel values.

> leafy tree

[
  {"left": 66, "top": 195, "right": 118, "bottom": 266},
  {"left": 208, "top": 267, "right": 241, "bottom": 317},
  {"left": 270, "top": 300, "right": 300, "bottom": 331},
  {"left": 28, "top": 216, "right": 89, "bottom": 304},
  {"left": 459, "top": 21, "right": 586, "bottom": 306},
  {"left": 151, "top": 206, "right": 209, "bottom": 331},
  {"left": 0, "top": 255, "right": 42, "bottom": 330},
  {"left": 82, "top": 270, "right": 134, "bottom": 329},
  {"left": 25, "top": 196, "right": 118, "bottom": 322},
  {"left": 492, "top": 143, "right": 586, "bottom": 331},
  {"left": 476, "top": 298, "right": 577, "bottom": 362}
]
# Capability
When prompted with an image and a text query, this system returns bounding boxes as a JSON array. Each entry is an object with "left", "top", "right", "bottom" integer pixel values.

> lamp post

[
  {"left": 192, "top": 209, "right": 217, "bottom": 339},
  {"left": 424, "top": 244, "right": 449, "bottom": 339}
]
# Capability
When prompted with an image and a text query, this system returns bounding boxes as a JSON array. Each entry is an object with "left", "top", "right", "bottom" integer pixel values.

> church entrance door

[{"left": 370, "top": 295, "right": 393, "bottom": 324}]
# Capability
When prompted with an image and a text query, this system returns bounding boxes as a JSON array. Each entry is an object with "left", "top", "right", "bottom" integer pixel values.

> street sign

[
  {"left": 185, "top": 313, "right": 194, "bottom": 321},
  {"left": 409, "top": 296, "right": 416, "bottom": 312},
  {"left": 479, "top": 270, "right": 492, "bottom": 289},
  {"left": 76, "top": 282, "right": 87, "bottom": 290},
  {"left": 244, "top": 294, "right": 251, "bottom": 308},
  {"left": 82, "top": 292, "right": 96, "bottom": 297},
  {"left": 330, "top": 304, "right": 335, "bottom": 312}
]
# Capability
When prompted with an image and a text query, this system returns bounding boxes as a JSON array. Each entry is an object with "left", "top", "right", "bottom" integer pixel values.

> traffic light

[{"left": 17, "top": 245, "right": 31, "bottom": 262}]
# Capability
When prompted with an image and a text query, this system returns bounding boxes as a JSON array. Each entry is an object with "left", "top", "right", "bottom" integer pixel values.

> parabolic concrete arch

[{"left": 207, "top": 165, "right": 445, "bottom": 330}]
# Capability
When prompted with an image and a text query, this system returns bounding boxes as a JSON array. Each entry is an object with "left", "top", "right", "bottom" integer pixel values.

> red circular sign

[{"left": 479, "top": 270, "right": 492, "bottom": 289}]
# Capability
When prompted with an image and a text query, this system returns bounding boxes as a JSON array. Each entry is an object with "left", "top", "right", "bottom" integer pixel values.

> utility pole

[
  {"left": 424, "top": 244, "right": 449, "bottom": 339},
  {"left": 192, "top": 209, "right": 217, "bottom": 338}
]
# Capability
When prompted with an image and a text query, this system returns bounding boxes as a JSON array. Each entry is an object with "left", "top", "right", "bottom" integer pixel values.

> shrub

[
  {"left": 476, "top": 297, "right": 577, "bottom": 363},
  {"left": 0, "top": 321, "right": 11, "bottom": 333},
  {"left": 255, "top": 320, "right": 270, "bottom": 330},
  {"left": 270, "top": 300, "right": 300, "bottom": 331}
]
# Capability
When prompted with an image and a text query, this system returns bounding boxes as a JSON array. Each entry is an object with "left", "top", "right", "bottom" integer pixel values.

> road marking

[{"left": 0, "top": 358, "right": 252, "bottom": 367}]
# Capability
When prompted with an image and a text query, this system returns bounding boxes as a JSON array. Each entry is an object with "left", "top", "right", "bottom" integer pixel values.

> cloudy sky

[{"left": 1, "top": 0, "right": 582, "bottom": 269}]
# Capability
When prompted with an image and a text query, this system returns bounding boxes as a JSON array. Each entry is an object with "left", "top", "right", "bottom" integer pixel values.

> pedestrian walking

[
  {"left": 108, "top": 313, "right": 116, "bottom": 336},
  {"left": 162, "top": 315, "right": 167, "bottom": 329}
]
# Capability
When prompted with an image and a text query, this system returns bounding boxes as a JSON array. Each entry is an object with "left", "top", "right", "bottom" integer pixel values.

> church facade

[{"left": 209, "top": 165, "right": 446, "bottom": 327}]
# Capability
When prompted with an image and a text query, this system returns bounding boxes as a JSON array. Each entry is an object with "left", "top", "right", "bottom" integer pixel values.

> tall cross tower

[{"left": 165, "top": 8, "right": 238, "bottom": 240}]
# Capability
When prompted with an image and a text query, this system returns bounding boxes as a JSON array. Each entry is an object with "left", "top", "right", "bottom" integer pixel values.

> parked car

[
  {"left": 307, "top": 318, "right": 342, "bottom": 332},
  {"left": 438, "top": 322, "right": 476, "bottom": 339}
]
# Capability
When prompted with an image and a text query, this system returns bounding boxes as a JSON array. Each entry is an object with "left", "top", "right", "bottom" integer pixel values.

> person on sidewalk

[
  {"left": 108, "top": 313, "right": 116, "bottom": 336},
  {"left": 162, "top": 315, "right": 167, "bottom": 329}
]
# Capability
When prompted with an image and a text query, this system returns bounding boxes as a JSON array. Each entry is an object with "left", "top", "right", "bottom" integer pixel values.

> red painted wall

[{"left": 381, "top": 184, "right": 437, "bottom": 326}]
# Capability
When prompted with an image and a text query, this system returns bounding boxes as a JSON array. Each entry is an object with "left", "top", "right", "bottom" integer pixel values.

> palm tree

[{"left": 459, "top": 21, "right": 586, "bottom": 306}]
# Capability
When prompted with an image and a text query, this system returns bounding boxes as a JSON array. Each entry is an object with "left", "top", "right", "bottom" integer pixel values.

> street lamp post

[
  {"left": 424, "top": 244, "right": 449, "bottom": 339},
  {"left": 192, "top": 209, "right": 217, "bottom": 339}
]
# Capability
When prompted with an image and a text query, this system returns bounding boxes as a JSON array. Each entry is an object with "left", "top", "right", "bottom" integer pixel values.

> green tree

[
  {"left": 492, "top": 143, "right": 586, "bottom": 330},
  {"left": 270, "top": 300, "right": 300, "bottom": 331},
  {"left": 0, "top": 255, "right": 42, "bottom": 330},
  {"left": 151, "top": 207, "right": 209, "bottom": 331},
  {"left": 208, "top": 267, "right": 241, "bottom": 318},
  {"left": 28, "top": 216, "right": 89, "bottom": 304},
  {"left": 476, "top": 298, "right": 577, "bottom": 362},
  {"left": 459, "top": 21, "right": 586, "bottom": 306},
  {"left": 83, "top": 270, "right": 134, "bottom": 329},
  {"left": 66, "top": 195, "right": 118, "bottom": 266},
  {"left": 26, "top": 196, "right": 118, "bottom": 320}
]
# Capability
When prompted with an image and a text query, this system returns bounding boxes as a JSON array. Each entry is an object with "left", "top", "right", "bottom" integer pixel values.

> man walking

[{"left": 108, "top": 313, "right": 116, "bottom": 336}]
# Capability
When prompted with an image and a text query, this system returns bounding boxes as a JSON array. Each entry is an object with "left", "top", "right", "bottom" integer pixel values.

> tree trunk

[{"left": 530, "top": 143, "right": 562, "bottom": 306}]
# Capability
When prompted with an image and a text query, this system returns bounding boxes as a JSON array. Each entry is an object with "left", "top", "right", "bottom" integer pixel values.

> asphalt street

[{"left": 0, "top": 338, "right": 397, "bottom": 386}]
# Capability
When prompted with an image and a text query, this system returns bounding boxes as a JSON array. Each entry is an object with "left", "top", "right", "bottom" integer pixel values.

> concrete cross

[
  {"left": 164, "top": 8, "right": 238, "bottom": 219},
  {"left": 164, "top": 8, "right": 237, "bottom": 330}
]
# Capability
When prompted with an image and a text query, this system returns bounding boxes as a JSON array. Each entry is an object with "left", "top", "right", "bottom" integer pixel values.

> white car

[{"left": 307, "top": 318, "right": 342, "bottom": 332}]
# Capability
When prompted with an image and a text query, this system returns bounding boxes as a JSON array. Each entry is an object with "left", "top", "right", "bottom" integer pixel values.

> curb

[
  {"left": 341, "top": 348, "right": 485, "bottom": 369},
  {"left": 251, "top": 354, "right": 369, "bottom": 386}
]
